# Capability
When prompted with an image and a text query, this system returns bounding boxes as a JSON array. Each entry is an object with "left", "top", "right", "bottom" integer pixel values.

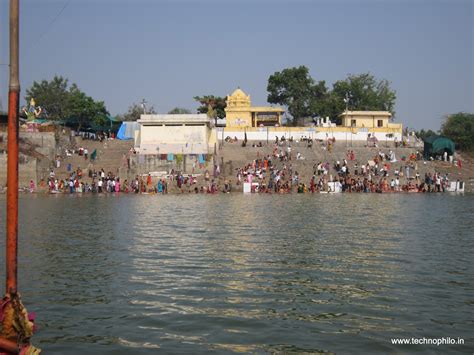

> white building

[{"left": 134, "top": 114, "right": 216, "bottom": 155}]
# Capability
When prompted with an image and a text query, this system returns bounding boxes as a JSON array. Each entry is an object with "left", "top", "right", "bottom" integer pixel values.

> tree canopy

[
  {"left": 193, "top": 95, "right": 226, "bottom": 118},
  {"left": 25, "top": 75, "right": 109, "bottom": 128},
  {"left": 267, "top": 66, "right": 326, "bottom": 126},
  {"left": 168, "top": 107, "right": 191, "bottom": 114},
  {"left": 414, "top": 128, "right": 438, "bottom": 141},
  {"left": 331, "top": 73, "right": 396, "bottom": 116},
  {"left": 441, "top": 112, "right": 474, "bottom": 151},
  {"left": 67, "top": 84, "right": 108, "bottom": 129},
  {"left": 25, "top": 76, "right": 70, "bottom": 120},
  {"left": 119, "top": 102, "right": 156, "bottom": 121},
  {"left": 266, "top": 67, "right": 397, "bottom": 125}
]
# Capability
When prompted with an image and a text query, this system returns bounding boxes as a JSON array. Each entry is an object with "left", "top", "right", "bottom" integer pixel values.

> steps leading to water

[{"left": 39, "top": 136, "right": 472, "bottom": 192}]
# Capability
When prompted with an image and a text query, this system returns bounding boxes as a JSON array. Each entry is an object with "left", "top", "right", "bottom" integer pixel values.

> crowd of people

[
  {"left": 31, "top": 166, "right": 228, "bottom": 195},
  {"left": 232, "top": 140, "right": 463, "bottom": 194},
  {"left": 14, "top": 136, "right": 465, "bottom": 195},
  {"left": 75, "top": 129, "right": 115, "bottom": 142}
]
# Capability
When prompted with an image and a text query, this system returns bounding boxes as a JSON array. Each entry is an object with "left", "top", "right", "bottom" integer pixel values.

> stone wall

[
  {"left": 0, "top": 132, "right": 57, "bottom": 159},
  {"left": 137, "top": 125, "right": 213, "bottom": 155},
  {"left": 217, "top": 127, "right": 403, "bottom": 143},
  {"left": 0, "top": 132, "right": 56, "bottom": 187},
  {"left": 130, "top": 154, "right": 209, "bottom": 176},
  {"left": 0, "top": 153, "right": 37, "bottom": 187}
]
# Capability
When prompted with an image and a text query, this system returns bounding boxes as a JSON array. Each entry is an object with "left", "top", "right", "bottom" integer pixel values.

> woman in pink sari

[
  {"left": 115, "top": 178, "right": 121, "bottom": 192},
  {"left": 29, "top": 180, "right": 35, "bottom": 193}
]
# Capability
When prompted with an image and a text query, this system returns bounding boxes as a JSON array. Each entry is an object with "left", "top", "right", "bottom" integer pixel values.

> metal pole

[
  {"left": 0, "top": 338, "right": 18, "bottom": 353},
  {"left": 6, "top": 0, "right": 20, "bottom": 294}
]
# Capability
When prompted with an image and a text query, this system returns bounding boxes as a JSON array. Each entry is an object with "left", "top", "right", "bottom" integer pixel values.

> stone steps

[
  {"left": 214, "top": 143, "right": 464, "bottom": 191},
  {"left": 51, "top": 138, "right": 134, "bottom": 179}
]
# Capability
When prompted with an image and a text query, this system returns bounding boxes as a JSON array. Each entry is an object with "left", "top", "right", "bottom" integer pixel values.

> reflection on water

[{"left": 0, "top": 194, "right": 473, "bottom": 354}]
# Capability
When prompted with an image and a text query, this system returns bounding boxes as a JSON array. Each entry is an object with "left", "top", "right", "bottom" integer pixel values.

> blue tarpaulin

[
  {"left": 198, "top": 154, "right": 205, "bottom": 164},
  {"left": 167, "top": 153, "right": 174, "bottom": 161},
  {"left": 117, "top": 122, "right": 138, "bottom": 140}
]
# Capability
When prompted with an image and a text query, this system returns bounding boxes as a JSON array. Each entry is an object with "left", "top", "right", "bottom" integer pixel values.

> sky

[{"left": 0, "top": 0, "right": 473, "bottom": 130}]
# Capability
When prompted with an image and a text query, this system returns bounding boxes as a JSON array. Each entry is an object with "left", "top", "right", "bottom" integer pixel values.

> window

[
  {"left": 351, "top": 119, "right": 357, "bottom": 127},
  {"left": 377, "top": 120, "right": 384, "bottom": 127}
]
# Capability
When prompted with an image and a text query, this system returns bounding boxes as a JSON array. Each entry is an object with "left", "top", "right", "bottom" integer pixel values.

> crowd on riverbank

[
  {"left": 1, "top": 140, "right": 467, "bottom": 195},
  {"left": 18, "top": 167, "right": 225, "bottom": 195},
  {"left": 234, "top": 144, "right": 464, "bottom": 194},
  {"left": 19, "top": 162, "right": 460, "bottom": 195}
]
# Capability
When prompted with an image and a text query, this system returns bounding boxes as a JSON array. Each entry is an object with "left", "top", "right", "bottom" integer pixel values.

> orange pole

[
  {"left": 6, "top": 0, "right": 20, "bottom": 294},
  {"left": 0, "top": 336, "right": 18, "bottom": 354},
  {"left": 6, "top": 91, "right": 19, "bottom": 294}
]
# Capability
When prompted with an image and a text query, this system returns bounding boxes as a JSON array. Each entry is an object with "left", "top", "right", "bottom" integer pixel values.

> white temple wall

[{"left": 218, "top": 128, "right": 402, "bottom": 142}]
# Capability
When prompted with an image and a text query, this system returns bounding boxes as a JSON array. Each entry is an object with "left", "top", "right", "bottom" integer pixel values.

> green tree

[
  {"left": 168, "top": 107, "right": 191, "bottom": 114},
  {"left": 119, "top": 102, "right": 156, "bottom": 121},
  {"left": 441, "top": 112, "right": 474, "bottom": 151},
  {"left": 316, "top": 91, "right": 345, "bottom": 124},
  {"left": 25, "top": 76, "right": 110, "bottom": 128},
  {"left": 308, "top": 80, "right": 330, "bottom": 120},
  {"left": 267, "top": 66, "right": 327, "bottom": 125},
  {"left": 331, "top": 73, "right": 396, "bottom": 121},
  {"left": 25, "top": 75, "right": 70, "bottom": 120},
  {"left": 193, "top": 95, "right": 226, "bottom": 118},
  {"left": 414, "top": 128, "right": 438, "bottom": 141},
  {"left": 66, "top": 84, "right": 109, "bottom": 129}
]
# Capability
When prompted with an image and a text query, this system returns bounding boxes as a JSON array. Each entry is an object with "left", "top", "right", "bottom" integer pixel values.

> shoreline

[{"left": 1, "top": 188, "right": 469, "bottom": 196}]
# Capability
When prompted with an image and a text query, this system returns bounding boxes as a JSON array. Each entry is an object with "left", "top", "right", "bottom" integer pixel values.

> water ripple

[{"left": 0, "top": 194, "right": 472, "bottom": 353}]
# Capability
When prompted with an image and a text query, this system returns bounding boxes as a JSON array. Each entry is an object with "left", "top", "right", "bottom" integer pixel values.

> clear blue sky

[{"left": 1, "top": 0, "right": 473, "bottom": 130}]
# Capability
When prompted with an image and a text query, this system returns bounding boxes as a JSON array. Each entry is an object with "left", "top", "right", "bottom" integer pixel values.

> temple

[{"left": 224, "top": 88, "right": 284, "bottom": 128}]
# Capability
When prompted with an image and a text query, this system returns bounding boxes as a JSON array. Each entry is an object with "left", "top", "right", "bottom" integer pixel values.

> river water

[{"left": 0, "top": 194, "right": 473, "bottom": 354}]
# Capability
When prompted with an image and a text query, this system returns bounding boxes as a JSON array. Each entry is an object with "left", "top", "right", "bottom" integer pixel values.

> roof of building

[
  {"left": 249, "top": 106, "right": 284, "bottom": 112},
  {"left": 138, "top": 113, "right": 210, "bottom": 125},
  {"left": 340, "top": 111, "right": 392, "bottom": 117},
  {"left": 229, "top": 88, "right": 249, "bottom": 99}
]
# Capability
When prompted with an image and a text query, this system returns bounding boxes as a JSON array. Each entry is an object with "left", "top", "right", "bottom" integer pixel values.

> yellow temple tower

[{"left": 225, "top": 88, "right": 284, "bottom": 128}]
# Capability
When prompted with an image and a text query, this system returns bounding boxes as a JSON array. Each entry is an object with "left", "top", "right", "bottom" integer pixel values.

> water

[{"left": 0, "top": 194, "right": 473, "bottom": 354}]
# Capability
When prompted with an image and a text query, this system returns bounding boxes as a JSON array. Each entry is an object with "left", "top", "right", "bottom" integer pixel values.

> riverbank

[{"left": 2, "top": 134, "right": 473, "bottom": 193}]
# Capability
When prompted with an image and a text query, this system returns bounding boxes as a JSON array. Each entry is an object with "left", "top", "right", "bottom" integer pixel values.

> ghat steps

[{"left": 42, "top": 136, "right": 473, "bottom": 192}]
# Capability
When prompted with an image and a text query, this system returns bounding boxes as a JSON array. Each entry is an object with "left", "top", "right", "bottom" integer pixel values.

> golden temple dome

[{"left": 230, "top": 87, "right": 249, "bottom": 99}]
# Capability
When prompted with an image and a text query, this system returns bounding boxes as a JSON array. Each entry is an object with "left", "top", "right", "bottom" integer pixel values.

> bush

[{"left": 441, "top": 112, "right": 474, "bottom": 151}]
